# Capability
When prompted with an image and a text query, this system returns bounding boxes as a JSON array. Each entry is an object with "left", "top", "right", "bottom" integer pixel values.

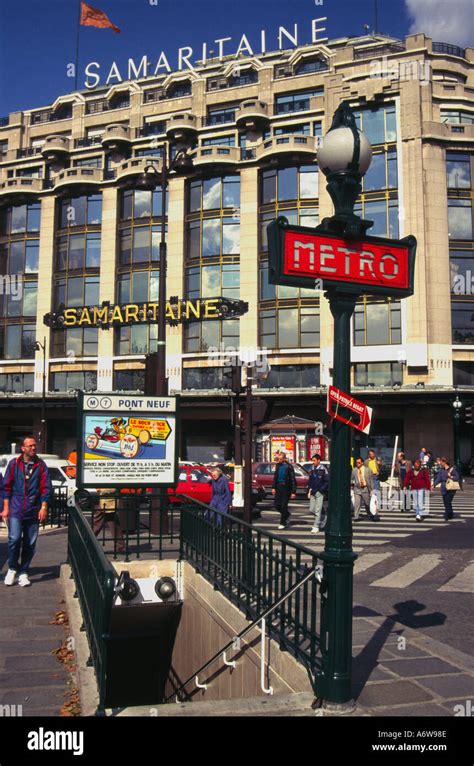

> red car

[
  {"left": 252, "top": 462, "right": 310, "bottom": 498},
  {"left": 167, "top": 465, "right": 235, "bottom": 505}
]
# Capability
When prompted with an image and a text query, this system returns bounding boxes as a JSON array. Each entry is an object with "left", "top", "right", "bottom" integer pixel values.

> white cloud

[{"left": 405, "top": 0, "right": 474, "bottom": 48}]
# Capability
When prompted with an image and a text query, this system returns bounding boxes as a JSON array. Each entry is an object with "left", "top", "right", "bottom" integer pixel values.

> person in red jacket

[{"left": 403, "top": 459, "right": 431, "bottom": 521}]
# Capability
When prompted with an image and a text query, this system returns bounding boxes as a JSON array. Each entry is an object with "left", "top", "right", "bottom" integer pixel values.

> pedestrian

[
  {"left": 351, "top": 456, "right": 379, "bottom": 522},
  {"left": 393, "top": 451, "right": 412, "bottom": 511},
  {"left": 419, "top": 447, "right": 429, "bottom": 465},
  {"left": 209, "top": 467, "right": 232, "bottom": 526},
  {"left": 93, "top": 488, "right": 126, "bottom": 552},
  {"left": 364, "top": 448, "right": 383, "bottom": 491},
  {"left": 1, "top": 436, "right": 52, "bottom": 587},
  {"left": 434, "top": 457, "right": 461, "bottom": 522},
  {"left": 307, "top": 454, "right": 329, "bottom": 534},
  {"left": 403, "top": 459, "right": 431, "bottom": 521},
  {"left": 271, "top": 452, "right": 297, "bottom": 530}
]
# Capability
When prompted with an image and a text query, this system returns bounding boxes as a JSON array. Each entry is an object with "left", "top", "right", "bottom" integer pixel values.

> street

[{"left": 254, "top": 486, "right": 474, "bottom": 657}]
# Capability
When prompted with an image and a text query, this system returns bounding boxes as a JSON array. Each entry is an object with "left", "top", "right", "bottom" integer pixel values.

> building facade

[{"left": 0, "top": 31, "right": 473, "bottom": 464}]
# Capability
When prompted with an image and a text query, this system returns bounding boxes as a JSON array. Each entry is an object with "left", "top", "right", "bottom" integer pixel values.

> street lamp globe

[
  {"left": 453, "top": 396, "right": 463, "bottom": 410},
  {"left": 316, "top": 101, "right": 373, "bottom": 233}
]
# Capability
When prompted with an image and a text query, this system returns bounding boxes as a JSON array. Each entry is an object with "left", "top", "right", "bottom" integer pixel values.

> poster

[
  {"left": 78, "top": 393, "right": 179, "bottom": 487},
  {"left": 271, "top": 436, "right": 295, "bottom": 462}
]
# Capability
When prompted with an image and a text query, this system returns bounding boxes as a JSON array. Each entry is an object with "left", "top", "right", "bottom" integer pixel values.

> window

[
  {"left": 274, "top": 123, "right": 311, "bottom": 137},
  {"left": 354, "top": 299, "right": 401, "bottom": 346},
  {"left": 448, "top": 199, "right": 473, "bottom": 240},
  {"left": 275, "top": 89, "right": 323, "bottom": 115},
  {"left": 116, "top": 324, "right": 158, "bottom": 355},
  {"left": 441, "top": 110, "right": 474, "bottom": 125},
  {"left": 59, "top": 194, "right": 102, "bottom": 228},
  {"left": 229, "top": 70, "right": 258, "bottom": 87},
  {"left": 0, "top": 372, "right": 34, "bottom": 392},
  {"left": 450, "top": 251, "right": 474, "bottom": 294},
  {"left": 114, "top": 369, "right": 145, "bottom": 391},
  {"left": 447, "top": 153, "right": 471, "bottom": 189},
  {"left": 166, "top": 81, "right": 192, "bottom": 98},
  {"left": 74, "top": 156, "right": 102, "bottom": 168},
  {"left": 0, "top": 203, "right": 40, "bottom": 236},
  {"left": 259, "top": 365, "right": 320, "bottom": 388},
  {"left": 294, "top": 58, "right": 328, "bottom": 75},
  {"left": 259, "top": 307, "right": 320, "bottom": 350},
  {"left": 355, "top": 104, "right": 397, "bottom": 144},
  {"left": 207, "top": 106, "right": 236, "bottom": 126},
  {"left": 51, "top": 371, "right": 97, "bottom": 391},
  {"left": 354, "top": 363, "right": 403, "bottom": 386},
  {"left": 0, "top": 324, "right": 36, "bottom": 359},
  {"left": 451, "top": 302, "right": 474, "bottom": 344},
  {"left": 261, "top": 165, "right": 318, "bottom": 205},
  {"left": 202, "top": 135, "right": 236, "bottom": 147},
  {"left": 453, "top": 361, "right": 474, "bottom": 385},
  {"left": 182, "top": 367, "right": 233, "bottom": 390}
]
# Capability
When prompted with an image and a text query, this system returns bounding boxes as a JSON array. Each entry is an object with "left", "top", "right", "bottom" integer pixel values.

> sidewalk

[
  {"left": 0, "top": 527, "right": 72, "bottom": 717},
  {"left": 2, "top": 525, "right": 473, "bottom": 717}
]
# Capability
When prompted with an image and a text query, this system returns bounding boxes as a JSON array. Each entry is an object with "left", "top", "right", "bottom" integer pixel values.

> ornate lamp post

[
  {"left": 35, "top": 337, "right": 47, "bottom": 452},
  {"left": 315, "top": 102, "right": 372, "bottom": 708}
]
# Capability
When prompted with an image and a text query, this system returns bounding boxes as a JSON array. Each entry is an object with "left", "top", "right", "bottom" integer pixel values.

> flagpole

[{"left": 74, "top": 0, "right": 82, "bottom": 92}]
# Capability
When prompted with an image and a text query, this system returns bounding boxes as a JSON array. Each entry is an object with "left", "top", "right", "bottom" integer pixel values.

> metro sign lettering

[{"left": 268, "top": 216, "right": 417, "bottom": 298}]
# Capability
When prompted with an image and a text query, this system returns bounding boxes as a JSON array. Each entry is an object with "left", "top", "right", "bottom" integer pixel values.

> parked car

[
  {"left": 209, "top": 463, "right": 266, "bottom": 506},
  {"left": 0, "top": 453, "right": 76, "bottom": 496},
  {"left": 252, "top": 462, "right": 310, "bottom": 498}
]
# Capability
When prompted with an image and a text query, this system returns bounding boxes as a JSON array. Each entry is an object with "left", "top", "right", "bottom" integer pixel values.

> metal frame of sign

[
  {"left": 268, "top": 216, "right": 417, "bottom": 298},
  {"left": 76, "top": 391, "right": 180, "bottom": 489}
]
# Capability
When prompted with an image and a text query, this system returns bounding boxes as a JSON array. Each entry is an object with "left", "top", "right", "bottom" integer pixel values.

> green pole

[
  {"left": 453, "top": 408, "right": 462, "bottom": 484},
  {"left": 316, "top": 292, "right": 357, "bottom": 707}
]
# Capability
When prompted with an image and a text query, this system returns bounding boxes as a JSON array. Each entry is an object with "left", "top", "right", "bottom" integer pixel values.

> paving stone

[
  {"left": 0, "top": 640, "right": 63, "bottom": 654},
  {"left": 416, "top": 674, "right": 474, "bottom": 698},
  {"left": 0, "top": 687, "right": 67, "bottom": 707},
  {"left": 0, "top": 670, "right": 68, "bottom": 689},
  {"left": 379, "top": 657, "right": 462, "bottom": 677},
  {"left": 440, "top": 699, "right": 473, "bottom": 715},
  {"left": 0, "top": 616, "right": 62, "bottom": 627},
  {"left": 380, "top": 644, "right": 433, "bottom": 660},
  {"left": 21, "top": 707, "right": 63, "bottom": 717},
  {"left": 355, "top": 681, "right": 433, "bottom": 707},
  {"left": 352, "top": 665, "right": 396, "bottom": 684},
  {"left": 5, "top": 653, "right": 60, "bottom": 672},
  {"left": 11, "top": 626, "right": 63, "bottom": 638}
]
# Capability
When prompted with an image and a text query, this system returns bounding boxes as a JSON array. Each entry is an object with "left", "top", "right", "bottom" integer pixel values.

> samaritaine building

[{"left": 0, "top": 31, "right": 473, "bottom": 465}]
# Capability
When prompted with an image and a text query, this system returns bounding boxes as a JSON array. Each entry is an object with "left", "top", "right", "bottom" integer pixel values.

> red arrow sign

[{"left": 327, "top": 385, "right": 372, "bottom": 434}]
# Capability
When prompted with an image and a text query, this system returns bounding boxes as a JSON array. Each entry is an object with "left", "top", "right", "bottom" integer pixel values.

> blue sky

[{"left": 0, "top": 0, "right": 472, "bottom": 115}]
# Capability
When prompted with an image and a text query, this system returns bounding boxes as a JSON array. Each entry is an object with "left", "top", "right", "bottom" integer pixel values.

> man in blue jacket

[
  {"left": 272, "top": 452, "right": 297, "bottom": 530},
  {"left": 307, "top": 454, "right": 329, "bottom": 534},
  {"left": 2, "top": 436, "right": 52, "bottom": 587}
]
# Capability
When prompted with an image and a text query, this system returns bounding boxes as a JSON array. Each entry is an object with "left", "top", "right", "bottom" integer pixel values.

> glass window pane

[
  {"left": 22, "top": 326, "right": 36, "bottom": 358},
  {"left": 223, "top": 177, "right": 240, "bottom": 208},
  {"left": 11, "top": 205, "right": 26, "bottom": 234},
  {"left": 85, "top": 277, "right": 99, "bottom": 306},
  {"left": 69, "top": 234, "right": 85, "bottom": 270},
  {"left": 152, "top": 188, "right": 164, "bottom": 217},
  {"left": 120, "top": 230, "right": 131, "bottom": 265},
  {"left": 71, "top": 197, "right": 86, "bottom": 226},
  {"left": 387, "top": 151, "right": 398, "bottom": 188},
  {"left": 262, "top": 171, "right": 276, "bottom": 204},
  {"left": 150, "top": 271, "right": 159, "bottom": 301},
  {"left": 27, "top": 203, "right": 41, "bottom": 232},
  {"left": 364, "top": 153, "right": 386, "bottom": 191},
  {"left": 67, "top": 277, "right": 83, "bottom": 307},
  {"left": 87, "top": 194, "right": 102, "bottom": 225},
  {"left": 9, "top": 241, "right": 24, "bottom": 275},
  {"left": 23, "top": 283, "right": 38, "bottom": 315},
  {"left": 447, "top": 154, "right": 471, "bottom": 189},
  {"left": 385, "top": 108, "right": 397, "bottom": 142},
  {"left": 222, "top": 220, "right": 240, "bottom": 254},
  {"left": 366, "top": 302, "right": 389, "bottom": 344},
  {"left": 133, "top": 228, "right": 150, "bottom": 262},
  {"left": 278, "top": 308, "right": 298, "bottom": 347},
  {"left": 25, "top": 242, "right": 39, "bottom": 273},
  {"left": 278, "top": 167, "right": 298, "bottom": 201},
  {"left": 365, "top": 200, "right": 387, "bottom": 237},
  {"left": 202, "top": 265, "right": 220, "bottom": 296},
  {"left": 85, "top": 234, "right": 101, "bottom": 268},
  {"left": 131, "top": 324, "right": 148, "bottom": 353},
  {"left": 121, "top": 191, "right": 133, "bottom": 220},
  {"left": 134, "top": 190, "right": 151, "bottom": 219},
  {"left": 363, "top": 109, "right": 385, "bottom": 145},
  {"left": 260, "top": 265, "right": 276, "bottom": 301},
  {"left": 300, "top": 208, "right": 319, "bottom": 228},
  {"left": 132, "top": 271, "right": 149, "bottom": 304},
  {"left": 389, "top": 202, "right": 399, "bottom": 239},
  {"left": 189, "top": 181, "right": 201, "bottom": 213},
  {"left": 203, "top": 178, "right": 221, "bottom": 210},
  {"left": 202, "top": 218, "right": 221, "bottom": 257},
  {"left": 188, "top": 221, "right": 200, "bottom": 260},
  {"left": 118, "top": 275, "right": 130, "bottom": 304},
  {"left": 201, "top": 321, "right": 219, "bottom": 351},
  {"left": 5, "top": 325, "right": 21, "bottom": 358},
  {"left": 299, "top": 167, "right": 318, "bottom": 198},
  {"left": 448, "top": 201, "right": 473, "bottom": 239}
]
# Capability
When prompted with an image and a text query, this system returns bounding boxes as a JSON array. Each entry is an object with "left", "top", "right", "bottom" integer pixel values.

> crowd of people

[{"left": 270, "top": 448, "right": 462, "bottom": 531}]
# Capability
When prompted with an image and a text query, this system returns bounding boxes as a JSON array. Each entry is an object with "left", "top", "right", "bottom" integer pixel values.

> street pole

[
  {"left": 157, "top": 150, "right": 168, "bottom": 399},
  {"left": 453, "top": 404, "right": 462, "bottom": 483},
  {"left": 243, "top": 364, "right": 253, "bottom": 525},
  {"left": 41, "top": 336, "right": 46, "bottom": 452}
]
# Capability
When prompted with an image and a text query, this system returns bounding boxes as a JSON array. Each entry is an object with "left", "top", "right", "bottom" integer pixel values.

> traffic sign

[
  {"left": 268, "top": 216, "right": 417, "bottom": 298},
  {"left": 327, "top": 385, "right": 372, "bottom": 434}
]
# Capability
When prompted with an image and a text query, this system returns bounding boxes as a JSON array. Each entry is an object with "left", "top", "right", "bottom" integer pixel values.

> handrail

[{"left": 164, "top": 565, "right": 317, "bottom": 703}]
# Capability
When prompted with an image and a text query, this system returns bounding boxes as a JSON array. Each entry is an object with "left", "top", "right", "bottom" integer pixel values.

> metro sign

[
  {"left": 327, "top": 386, "right": 372, "bottom": 434},
  {"left": 268, "top": 216, "right": 417, "bottom": 297}
]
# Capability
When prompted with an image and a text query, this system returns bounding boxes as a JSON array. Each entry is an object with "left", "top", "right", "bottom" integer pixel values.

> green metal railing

[
  {"left": 68, "top": 500, "right": 116, "bottom": 714},
  {"left": 45, "top": 487, "right": 69, "bottom": 528},
  {"left": 179, "top": 499, "right": 322, "bottom": 688}
]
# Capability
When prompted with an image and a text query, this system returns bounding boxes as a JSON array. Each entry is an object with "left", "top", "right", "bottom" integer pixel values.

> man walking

[
  {"left": 271, "top": 452, "right": 296, "bottom": 530},
  {"left": 307, "top": 454, "right": 329, "bottom": 534},
  {"left": 404, "top": 459, "right": 431, "bottom": 521},
  {"left": 364, "top": 449, "right": 382, "bottom": 491},
  {"left": 351, "top": 456, "right": 379, "bottom": 521},
  {"left": 2, "top": 436, "right": 52, "bottom": 587},
  {"left": 394, "top": 451, "right": 412, "bottom": 511}
]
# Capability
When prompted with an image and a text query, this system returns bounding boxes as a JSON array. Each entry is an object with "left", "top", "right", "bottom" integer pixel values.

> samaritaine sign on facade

[{"left": 84, "top": 17, "right": 328, "bottom": 88}]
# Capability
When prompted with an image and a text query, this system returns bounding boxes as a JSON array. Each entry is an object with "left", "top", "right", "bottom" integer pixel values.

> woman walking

[
  {"left": 209, "top": 467, "right": 232, "bottom": 525},
  {"left": 434, "top": 457, "right": 461, "bottom": 522},
  {"left": 404, "top": 459, "right": 431, "bottom": 521}
]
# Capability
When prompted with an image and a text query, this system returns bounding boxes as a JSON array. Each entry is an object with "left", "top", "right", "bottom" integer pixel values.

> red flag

[{"left": 80, "top": 1, "right": 121, "bottom": 33}]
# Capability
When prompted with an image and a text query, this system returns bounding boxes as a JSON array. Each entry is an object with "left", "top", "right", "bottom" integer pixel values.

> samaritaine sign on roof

[{"left": 83, "top": 17, "right": 328, "bottom": 88}]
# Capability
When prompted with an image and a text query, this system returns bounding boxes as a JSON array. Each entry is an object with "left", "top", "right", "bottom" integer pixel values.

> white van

[{"left": 0, "top": 454, "right": 76, "bottom": 495}]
